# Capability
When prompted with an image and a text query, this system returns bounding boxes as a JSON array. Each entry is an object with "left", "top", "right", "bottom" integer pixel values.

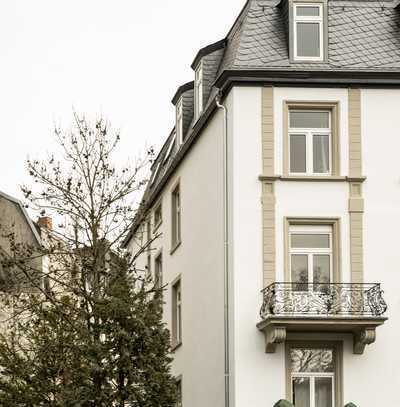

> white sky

[{"left": 0, "top": 0, "right": 245, "bottom": 198}]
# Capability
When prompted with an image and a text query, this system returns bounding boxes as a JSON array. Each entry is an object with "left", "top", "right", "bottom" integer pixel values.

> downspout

[{"left": 216, "top": 91, "right": 230, "bottom": 407}]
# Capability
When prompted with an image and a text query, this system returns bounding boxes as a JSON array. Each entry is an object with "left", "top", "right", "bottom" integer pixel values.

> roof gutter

[
  {"left": 215, "top": 69, "right": 400, "bottom": 90},
  {"left": 216, "top": 91, "right": 232, "bottom": 407}
]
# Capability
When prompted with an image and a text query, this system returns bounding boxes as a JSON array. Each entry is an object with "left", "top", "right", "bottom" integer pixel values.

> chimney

[{"left": 38, "top": 216, "right": 53, "bottom": 231}]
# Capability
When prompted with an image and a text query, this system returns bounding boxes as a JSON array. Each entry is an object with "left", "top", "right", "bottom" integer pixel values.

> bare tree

[{"left": 0, "top": 113, "right": 176, "bottom": 407}]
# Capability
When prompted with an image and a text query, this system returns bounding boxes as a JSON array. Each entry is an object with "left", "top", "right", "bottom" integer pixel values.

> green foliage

[
  {"left": 273, "top": 400, "right": 294, "bottom": 407},
  {"left": 0, "top": 272, "right": 176, "bottom": 406},
  {"left": 0, "top": 114, "right": 176, "bottom": 406}
]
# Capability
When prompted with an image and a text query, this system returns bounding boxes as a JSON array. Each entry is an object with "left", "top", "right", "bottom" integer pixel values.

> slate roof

[
  {"left": 123, "top": 0, "right": 400, "bottom": 246},
  {"left": 220, "top": 0, "right": 400, "bottom": 72}
]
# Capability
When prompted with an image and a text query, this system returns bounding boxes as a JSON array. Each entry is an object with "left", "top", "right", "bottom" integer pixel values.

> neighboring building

[
  {"left": 0, "top": 190, "right": 42, "bottom": 289},
  {"left": 123, "top": 1, "right": 400, "bottom": 406}
]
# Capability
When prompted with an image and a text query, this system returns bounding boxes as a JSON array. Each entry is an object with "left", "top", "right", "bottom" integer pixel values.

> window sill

[
  {"left": 259, "top": 175, "right": 366, "bottom": 183},
  {"left": 170, "top": 241, "right": 182, "bottom": 255},
  {"left": 171, "top": 341, "right": 182, "bottom": 353}
]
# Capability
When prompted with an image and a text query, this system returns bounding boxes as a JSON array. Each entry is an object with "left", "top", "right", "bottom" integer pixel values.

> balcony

[{"left": 257, "top": 282, "right": 388, "bottom": 354}]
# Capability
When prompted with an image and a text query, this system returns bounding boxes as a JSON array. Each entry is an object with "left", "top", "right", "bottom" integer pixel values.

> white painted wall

[
  {"left": 343, "top": 88, "right": 400, "bottom": 407},
  {"left": 128, "top": 108, "right": 226, "bottom": 407},
  {"left": 230, "top": 86, "right": 285, "bottom": 406},
  {"left": 231, "top": 86, "right": 399, "bottom": 407},
  {"left": 129, "top": 86, "right": 400, "bottom": 407}
]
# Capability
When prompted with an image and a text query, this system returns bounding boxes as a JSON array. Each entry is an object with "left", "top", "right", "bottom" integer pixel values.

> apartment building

[{"left": 123, "top": 1, "right": 400, "bottom": 406}]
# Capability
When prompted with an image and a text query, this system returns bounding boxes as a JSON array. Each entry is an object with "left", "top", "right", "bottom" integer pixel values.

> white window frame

[
  {"left": 154, "top": 251, "right": 163, "bottom": 289},
  {"left": 293, "top": 3, "right": 324, "bottom": 62},
  {"left": 288, "top": 109, "right": 332, "bottom": 176},
  {"left": 171, "top": 184, "right": 181, "bottom": 249},
  {"left": 176, "top": 283, "right": 182, "bottom": 343},
  {"left": 289, "top": 224, "right": 333, "bottom": 286},
  {"left": 194, "top": 61, "right": 203, "bottom": 121},
  {"left": 176, "top": 98, "right": 183, "bottom": 145},
  {"left": 172, "top": 278, "right": 182, "bottom": 347},
  {"left": 291, "top": 371, "right": 335, "bottom": 407}
]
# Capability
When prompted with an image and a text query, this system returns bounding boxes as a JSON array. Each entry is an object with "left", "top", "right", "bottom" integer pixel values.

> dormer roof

[{"left": 219, "top": 0, "right": 400, "bottom": 72}]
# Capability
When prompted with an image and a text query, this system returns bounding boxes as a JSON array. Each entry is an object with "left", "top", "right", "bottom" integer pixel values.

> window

[
  {"left": 171, "top": 184, "right": 181, "bottom": 250},
  {"left": 194, "top": 62, "right": 203, "bottom": 120},
  {"left": 293, "top": 3, "right": 324, "bottom": 61},
  {"left": 176, "top": 98, "right": 183, "bottom": 145},
  {"left": 172, "top": 277, "right": 182, "bottom": 347},
  {"left": 287, "top": 342, "right": 342, "bottom": 407},
  {"left": 154, "top": 202, "right": 162, "bottom": 231},
  {"left": 288, "top": 109, "right": 332, "bottom": 176},
  {"left": 155, "top": 252, "right": 163, "bottom": 290},
  {"left": 289, "top": 224, "right": 332, "bottom": 291},
  {"left": 176, "top": 377, "right": 183, "bottom": 407}
]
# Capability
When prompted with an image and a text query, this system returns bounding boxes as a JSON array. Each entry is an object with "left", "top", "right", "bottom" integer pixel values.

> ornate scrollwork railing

[{"left": 260, "top": 282, "right": 387, "bottom": 319}]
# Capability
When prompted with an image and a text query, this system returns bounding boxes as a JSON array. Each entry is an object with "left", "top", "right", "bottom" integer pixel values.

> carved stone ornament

[
  {"left": 353, "top": 327, "right": 376, "bottom": 355},
  {"left": 264, "top": 326, "right": 286, "bottom": 353}
]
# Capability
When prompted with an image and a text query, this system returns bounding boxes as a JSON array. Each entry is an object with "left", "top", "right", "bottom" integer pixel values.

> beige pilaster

[
  {"left": 262, "top": 182, "right": 276, "bottom": 287},
  {"left": 349, "top": 183, "right": 364, "bottom": 283},
  {"left": 261, "top": 86, "right": 276, "bottom": 287},
  {"left": 348, "top": 88, "right": 362, "bottom": 178},
  {"left": 348, "top": 88, "right": 364, "bottom": 283},
  {"left": 262, "top": 87, "right": 274, "bottom": 176}
]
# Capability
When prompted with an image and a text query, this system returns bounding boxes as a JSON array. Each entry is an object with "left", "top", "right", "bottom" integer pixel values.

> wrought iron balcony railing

[{"left": 260, "top": 282, "right": 387, "bottom": 319}]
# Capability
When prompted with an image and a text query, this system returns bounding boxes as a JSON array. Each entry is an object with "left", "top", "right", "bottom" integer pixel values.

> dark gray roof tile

[{"left": 219, "top": 0, "right": 400, "bottom": 72}]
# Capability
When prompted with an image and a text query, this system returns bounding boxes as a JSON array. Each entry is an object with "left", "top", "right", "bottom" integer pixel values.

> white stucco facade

[
  {"left": 128, "top": 83, "right": 400, "bottom": 407},
  {"left": 228, "top": 86, "right": 400, "bottom": 406},
  {"left": 128, "top": 108, "right": 226, "bottom": 407}
]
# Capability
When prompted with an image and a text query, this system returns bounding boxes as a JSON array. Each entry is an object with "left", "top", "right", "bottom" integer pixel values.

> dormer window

[
  {"left": 293, "top": 3, "right": 324, "bottom": 62},
  {"left": 176, "top": 97, "right": 183, "bottom": 144},
  {"left": 194, "top": 62, "right": 203, "bottom": 121}
]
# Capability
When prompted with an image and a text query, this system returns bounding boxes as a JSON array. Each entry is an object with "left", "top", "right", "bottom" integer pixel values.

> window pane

[
  {"left": 313, "top": 255, "right": 331, "bottom": 290},
  {"left": 313, "top": 135, "right": 330, "bottom": 173},
  {"left": 291, "top": 348, "right": 335, "bottom": 373},
  {"left": 315, "top": 377, "right": 333, "bottom": 407},
  {"left": 296, "top": 6, "right": 320, "bottom": 16},
  {"left": 297, "top": 22, "right": 320, "bottom": 57},
  {"left": 291, "top": 255, "right": 308, "bottom": 288},
  {"left": 290, "top": 111, "right": 329, "bottom": 128},
  {"left": 291, "top": 234, "right": 330, "bottom": 248},
  {"left": 290, "top": 134, "right": 306, "bottom": 173},
  {"left": 293, "top": 377, "right": 310, "bottom": 407}
]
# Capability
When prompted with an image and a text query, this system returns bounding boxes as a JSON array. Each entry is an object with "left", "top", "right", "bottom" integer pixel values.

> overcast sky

[{"left": 0, "top": 0, "right": 245, "bottom": 198}]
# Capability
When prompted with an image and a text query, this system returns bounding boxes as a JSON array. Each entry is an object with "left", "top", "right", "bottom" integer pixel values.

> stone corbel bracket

[
  {"left": 257, "top": 318, "right": 385, "bottom": 355},
  {"left": 260, "top": 324, "right": 286, "bottom": 353},
  {"left": 353, "top": 327, "right": 376, "bottom": 355}
]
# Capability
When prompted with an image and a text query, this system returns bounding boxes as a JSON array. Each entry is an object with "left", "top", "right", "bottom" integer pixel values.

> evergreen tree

[{"left": 0, "top": 114, "right": 177, "bottom": 406}]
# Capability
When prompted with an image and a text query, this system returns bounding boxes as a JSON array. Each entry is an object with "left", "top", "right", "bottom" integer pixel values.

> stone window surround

[
  {"left": 283, "top": 100, "right": 341, "bottom": 178},
  {"left": 284, "top": 217, "right": 341, "bottom": 283},
  {"left": 170, "top": 179, "right": 182, "bottom": 254},
  {"left": 285, "top": 340, "right": 343, "bottom": 407},
  {"left": 171, "top": 274, "right": 182, "bottom": 351}
]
